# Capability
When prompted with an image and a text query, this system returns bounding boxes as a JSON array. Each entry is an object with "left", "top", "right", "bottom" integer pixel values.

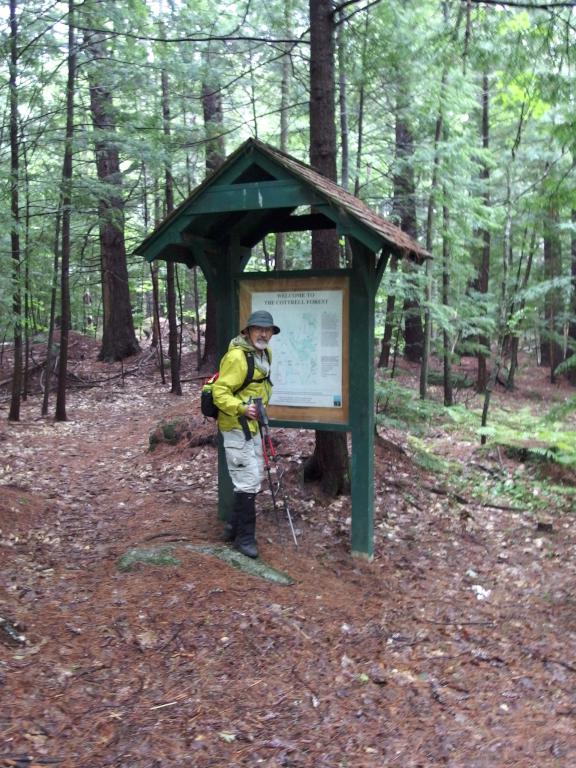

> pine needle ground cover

[{"left": 1, "top": 350, "right": 575, "bottom": 767}]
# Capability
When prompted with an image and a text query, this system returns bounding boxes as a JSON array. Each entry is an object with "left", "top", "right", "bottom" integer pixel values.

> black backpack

[{"left": 201, "top": 350, "right": 269, "bottom": 419}]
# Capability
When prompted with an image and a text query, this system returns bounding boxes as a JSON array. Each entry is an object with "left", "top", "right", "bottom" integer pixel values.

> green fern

[
  {"left": 376, "top": 379, "right": 576, "bottom": 470},
  {"left": 376, "top": 379, "right": 445, "bottom": 434},
  {"left": 408, "top": 435, "right": 453, "bottom": 473},
  {"left": 544, "top": 395, "right": 576, "bottom": 423},
  {"left": 477, "top": 407, "right": 576, "bottom": 468}
]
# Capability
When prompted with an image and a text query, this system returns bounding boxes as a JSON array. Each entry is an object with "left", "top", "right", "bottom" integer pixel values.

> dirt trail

[{"left": 1, "top": 374, "right": 576, "bottom": 767}]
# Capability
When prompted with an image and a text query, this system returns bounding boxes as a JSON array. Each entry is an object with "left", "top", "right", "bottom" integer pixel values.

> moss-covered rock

[
  {"left": 148, "top": 418, "right": 190, "bottom": 450},
  {"left": 117, "top": 543, "right": 294, "bottom": 585},
  {"left": 117, "top": 546, "right": 181, "bottom": 572},
  {"left": 185, "top": 544, "right": 294, "bottom": 585}
]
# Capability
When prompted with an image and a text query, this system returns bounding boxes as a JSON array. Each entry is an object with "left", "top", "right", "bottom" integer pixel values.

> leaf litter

[{"left": 0, "top": 347, "right": 575, "bottom": 767}]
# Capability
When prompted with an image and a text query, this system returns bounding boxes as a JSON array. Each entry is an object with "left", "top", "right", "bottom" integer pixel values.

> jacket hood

[
  {"left": 228, "top": 334, "right": 271, "bottom": 376},
  {"left": 228, "top": 334, "right": 256, "bottom": 353}
]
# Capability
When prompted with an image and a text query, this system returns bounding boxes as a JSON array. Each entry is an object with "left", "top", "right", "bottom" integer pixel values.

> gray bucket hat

[{"left": 242, "top": 309, "right": 280, "bottom": 335}]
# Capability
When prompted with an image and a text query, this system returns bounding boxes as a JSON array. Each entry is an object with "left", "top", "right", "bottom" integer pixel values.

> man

[{"left": 212, "top": 310, "right": 280, "bottom": 558}]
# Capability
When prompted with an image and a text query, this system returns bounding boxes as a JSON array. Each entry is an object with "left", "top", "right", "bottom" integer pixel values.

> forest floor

[{"left": 0, "top": 333, "right": 575, "bottom": 768}]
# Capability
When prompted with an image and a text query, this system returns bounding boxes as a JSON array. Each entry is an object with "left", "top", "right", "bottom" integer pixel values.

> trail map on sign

[{"left": 260, "top": 289, "right": 343, "bottom": 408}]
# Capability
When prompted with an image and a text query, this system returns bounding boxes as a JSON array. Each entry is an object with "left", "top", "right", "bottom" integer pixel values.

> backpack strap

[
  {"left": 233, "top": 350, "right": 270, "bottom": 396},
  {"left": 233, "top": 352, "right": 255, "bottom": 396},
  {"left": 235, "top": 350, "right": 271, "bottom": 442}
]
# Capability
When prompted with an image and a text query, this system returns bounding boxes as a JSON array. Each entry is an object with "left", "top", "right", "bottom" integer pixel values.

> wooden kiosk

[{"left": 135, "top": 139, "right": 428, "bottom": 559}]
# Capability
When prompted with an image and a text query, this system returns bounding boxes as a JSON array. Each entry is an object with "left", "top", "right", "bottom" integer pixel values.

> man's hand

[{"left": 244, "top": 403, "right": 259, "bottom": 420}]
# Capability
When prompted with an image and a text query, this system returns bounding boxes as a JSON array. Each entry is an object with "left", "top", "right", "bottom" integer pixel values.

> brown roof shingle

[{"left": 250, "top": 139, "right": 430, "bottom": 263}]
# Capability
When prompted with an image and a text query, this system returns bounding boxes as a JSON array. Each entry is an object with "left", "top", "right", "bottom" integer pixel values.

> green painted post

[
  {"left": 217, "top": 434, "right": 234, "bottom": 522},
  {"left": 216, "top": 241, "right": 242, "bottom": 522},
  {"left": 349, "top": 240, "right": 376, "bottom": 559}
]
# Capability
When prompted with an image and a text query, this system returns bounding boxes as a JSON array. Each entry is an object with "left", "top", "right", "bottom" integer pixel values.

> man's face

[{"left": 247, "top": 325, "right": 273, "bottom": 350}]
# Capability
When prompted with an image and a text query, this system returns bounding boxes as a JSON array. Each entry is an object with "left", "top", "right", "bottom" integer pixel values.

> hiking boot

[
  {"left": 222, "top": 491, "right": 243, "bottom": 542},
  {"left": 222, "top": 522, "right": 235, "bottom": 542},
  {"left": 234, "top": 492, "right": 258, "bottom": 559},
  {"left": 236, "top": 538, "right": 258, "bottom": 559}
]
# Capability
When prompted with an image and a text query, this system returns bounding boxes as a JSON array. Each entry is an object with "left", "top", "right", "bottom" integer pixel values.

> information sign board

[{"left": 239, "top": 275, "right": 349, "bottom": 424}]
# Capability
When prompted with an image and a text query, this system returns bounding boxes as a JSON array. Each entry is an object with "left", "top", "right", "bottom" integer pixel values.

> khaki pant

[{"left": 221, "top": 429, "right": 264, "bottom": 494}]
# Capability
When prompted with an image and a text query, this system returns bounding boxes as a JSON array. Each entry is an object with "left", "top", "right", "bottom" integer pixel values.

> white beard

[{"left": 253, "top": 339, "right": 269, "bottom": 350}]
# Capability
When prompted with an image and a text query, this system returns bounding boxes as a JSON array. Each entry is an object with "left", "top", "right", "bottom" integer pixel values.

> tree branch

[
  {"left": 75, "top": 25, "right": 310, "bottom": 47},
  {"left": 464, "top": 0, "right": 576, "bottom": 9},
  {"left": 333, "top": 0, "right": 384, "bottom": 25},
  {"left": 332, "top": 0, "right": 366, "bottom": 13}
]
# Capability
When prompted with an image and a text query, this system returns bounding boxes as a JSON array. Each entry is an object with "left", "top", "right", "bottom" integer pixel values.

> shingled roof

[
  {"left": 250, "top": 140, "right": 429, "bottom": 262},
  {"left": 135, "top": 138, "right": 430, "bottom": 265}
]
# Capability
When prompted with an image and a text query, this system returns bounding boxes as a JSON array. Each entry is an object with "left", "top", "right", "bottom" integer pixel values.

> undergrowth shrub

[
  {"left": 477, "top": 405, "right": 576, "bottom": 469},
  {"left": 376, "top": 379, "right": 445, "bottom": 434},
  {"left": 376, "top": 380, "right": 576, "bottom": 470}
]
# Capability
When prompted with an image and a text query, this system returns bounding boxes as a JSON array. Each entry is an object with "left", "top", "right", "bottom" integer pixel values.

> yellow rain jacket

[{"left": 212, "top": 335, "right": 273, "bottom": 435}]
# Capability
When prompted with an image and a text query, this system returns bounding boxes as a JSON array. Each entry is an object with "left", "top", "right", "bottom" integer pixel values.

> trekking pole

[
  {"left": 254, "top": 398, "right": 299, "bottom": 546},
  {"left": 248, "top": 397, "right": 281, "bottom": 529},
  {"left": 260, "top": 422, "right": 281, "bottom": 530}
]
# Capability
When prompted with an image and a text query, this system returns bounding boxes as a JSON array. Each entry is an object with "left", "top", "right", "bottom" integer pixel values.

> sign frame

[{"left": 239, "top": 272, "right": 350, "bottom": 427}]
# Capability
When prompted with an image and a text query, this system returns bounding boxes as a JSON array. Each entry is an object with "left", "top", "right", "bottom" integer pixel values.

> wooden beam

[
  {"left": 186, "top": 179, "right": 322, "bottom": 214},
  {"left": 229, "top": 209, "right": 287, "bottom": 249},
  {"left": 140, "top": 228, "right": 184, "bottom": 263},
  {"left": 180, "top": 232, "right": 220, "bottom": 251},
  {"left": 238, "top": 210, "right": 337, "bottom": 249},
  {"left": 274, "top": 212, "right": 336, "bottom": 233},
  {"left": 337, "top": 210, "right": 383, "bottom": 254},
  {"left": 375, "top": 249, "right": 391, "bottom": 287}
]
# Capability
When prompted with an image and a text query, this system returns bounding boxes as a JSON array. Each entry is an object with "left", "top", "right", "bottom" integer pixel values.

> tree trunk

[
  {"left": 542, "top": 204, "right": 564, "bottom": 381},
  {"left": 403, "top": 296, "right": 423, "bottom": 363},
  {"left": 480, "top": 339, "right": 504, "bottom": 446},
  {"left": 274, "top": 0, "right": 293, "bottom": 270},
  {"left": 192, "top": 266, "right": 203, "bottom": 370},
  {"left": 166, "top": 263, "right": 181, "bottom": 394},
  {"left": 8, "top": 0, "right": 22, "bottom": 422},
  {"left": 337, "top": 9, "right": 349, "bottom": 192},
  {"left": 202, "top": 80, "right": 226, "bottom": 172},
  {"left": 85, "top": 29, "right": 140, "bottom": 363},
  {"left": 567, "top": 208, "right": 576, "bottom": 386},
  {"left": 42, "top": 206, "right": 61, "bottom": 416},
  {"left": 307, "top": 0, "right": 349, "bottom": 497},
  {"left": 378, "top": 254, "right": 398, "bottom": 368},
  {"left": 476, "top": 72, "right": 491, "bottom": 393},
  {"left": 150, "top": 185, "right": 165, "bottom": 375},
  {"left": 419, "top": 258, "right": 432, "bottom": 397},
  {"left": 352, "top": 12, "right": 369, "bottom": 198},
  {"left": 393, "top": 109, "right": 423, "bottom": 362},
  {"left": 442, "top": 198, "right": 453, "bottom": 407},
  {"left": 201, "top": 56, "right": 227, "bottom": 370},
  {"left": 55, "top": 0, "right": 76, "bottom": 422},
  {"left": 506, "top": 229, "right": 536, "bottom": 390},
  {"left": 161, "top": 66, "right": 182, "bottom": 395},
  {"left": 150, "top": 262, "right": 166, "bottom": 385},
  {"left": 22, "top": 134, "right": 32, "bottom": 401},
  {"left": 420, "top": 72, "right": 446, "bottom": 399}
]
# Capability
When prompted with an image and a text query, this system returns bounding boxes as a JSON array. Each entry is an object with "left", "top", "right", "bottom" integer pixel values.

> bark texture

[
  {"left": 201, "top": 60, "right": 227, "bottom": 370},
  {"left": 55, "top": 0, "right": 75, "bottom": 422},
  {"left": 568, "top": 209, "right": 576, "bottom": 386},
  {"left": 8, "top": 0, "right": 22, "bottom": 421},
  {"left": 86, "top": 31, "right": 140, "bottom": 363},
  {"left": 393, "top": 112, "right": 423, "bottom": 363},
  {"left": 307, "top": 0, "right": 349, "bottom": 496},
  {"left": 476, "top": 72, "right": 491, "bottom": 392},
  {"left": 542, "top": 204, "right": 564, "bottom": 381},
  {"left": 161, "top": 66, "right": 182, "bottom": 395}
]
